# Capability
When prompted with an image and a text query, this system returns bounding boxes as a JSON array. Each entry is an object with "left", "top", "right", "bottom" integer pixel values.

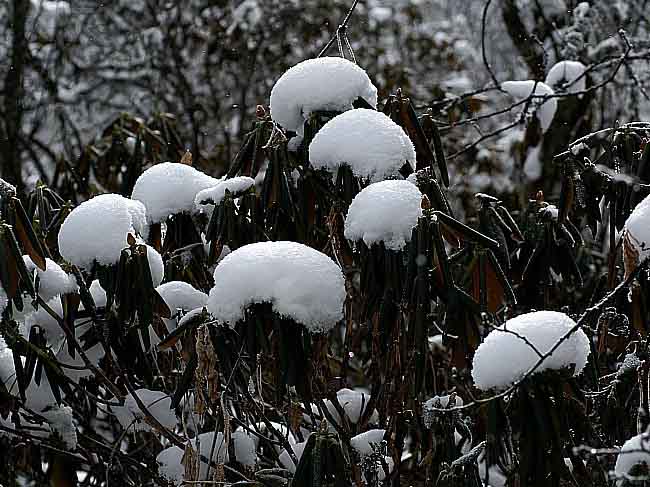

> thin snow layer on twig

[
  {"left": 471, "top": 311, "right": 590, "bottom": 391},
  {"left": 58, "top": 194, "right": 147, "bottom": 268},
  {"left": 195, "top": 176, "right": 255, "bottom": 208},
  {"left": 625, "top": 193, "right": 650, "bottom": 257},
  {"left": 501, "top": 80, "right": 557, "bottom": 133},
  {"left": 23, "top": 256, "right": 78, "bottom": 301},
  {"left": 131, "top": 162, "right": 220, "bottom": 223},
  {"left": 545, "top": 60, "right": 587, "bottom": 96},
  {"left": 615, "top": 433, "right": 650, "bottom": 481},
  {"left": 309, "top": 108, "right": 416, "bottom": 182},
  {"left": 114, "top": 388, "right": 176, "bottom": 433},
  {"left": 270, "top": 57, "right": 378, "bottom": 134},
  {"left": 207, "top": 241, "right": 346, "bottom": 332},
  {"left": 344, "top": 180, "right": 422, "bottom": 250},
  {"left": 351, "top": 429, "right": 386, "bottom": 457}
]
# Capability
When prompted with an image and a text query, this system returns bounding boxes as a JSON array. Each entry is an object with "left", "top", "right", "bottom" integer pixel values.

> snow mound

[
  {"left": 0, "top": 285, "right": 8, "bottom": 315},
  {"left": 351, "top": 429, "right": 386, "bottom": 457},
  {"left": 615, "top": 433, "right": 650, "bottom": 482},
  {"left": 42, "top": 405, "right": 77, "bottom": 449},
  {"left": 145, "top": 245, "right": 164, "bottom": 287},
  {"left": 625, "top": 194, "right": 650, "bottom": 260},
  {"left": 156, "top": 445, "right": 184, "bottom": 485},
  {"left": 115, "top": 389, "right": 176, "bottom": 432},
  {"left": 195, "top": 176, "right": 255, "bottom": 208},
  {"left": 24, "top": 256, "right": 78, "bottom": 301},
  {"left": 131, "top": 162, "right": 220, "bottom": 223},
  {"left": 58, "top": 194, "right": 147, "bottom": 268},
  {"left": 207, "top": 241, "right": 345, "bottom": 332},
  {"left": 279, "top": 439, "right": 309, "bottom": 473},
  {"left": 155, "top": 281, "right": 208, "bottom": 340},
  {"left": 545, "top": 60, "right": 587, "bottom": 96},
  {"left": 0, "top": 337, "right": 15, "bottom": 387},
  {"left": 233, "top": 429, "right": 257, "bottom": 466},
  {"left": 326, "top": 388, "right": 379, "bottom": 426},
  {"left": 310, "top": 109, "right": 416, "bottom": 182},
  {"left": 22, "top": 297, "right": 64, "bottom": 346},
  {"left": 270, "top": 57, "right": 377, "bottom": 134},
  {"left": 471, "top": 311, "right": 590, "bottom": 391},
  {"left": 502, "top": 80, "right": 557, "bottom": 133},
  {"left": 345, "top": 180, "right": 422, "bottom": 250}
]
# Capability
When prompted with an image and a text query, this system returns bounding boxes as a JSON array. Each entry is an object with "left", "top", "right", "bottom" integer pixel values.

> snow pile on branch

[
  {"left": 310, "top": 109, "right": 416, "bottom": 181},
  {"left": 131, "top": 162, "right": 220, "bottom": 223},
  {"left": 0, "top": 285, "right": 8, "bottom": 315},
  {"left": 624, "top": 194, "right": 650, "bottom": 263},
  {"left": 502, "top": 80, "right": 557, "bottom": 133},
  {"left": 351, "top": 429, "right": 386, "bottom": 456},
  {"left": 345, "top": 180, "right": 422, "bottom": 250},
  {"left": 279, "top": 440, "right": 309, "bottom": 473},
  {"left": 207, "top": 241, "right": 345, "bottom": 333},
  {"left": 0, "top": 337, "right": 15, "bottom": 387},
  {"left": 195, "top": 176, "right": 255, "bottom": 208},
  {"left": 615, "top": 433, "right": 650, "bottom": 483},
  {"left": 114, "top": 389, "right": 176, "bottom": 432},
  {"left": 58, "top": 194, "right": 147, "bottom": 268},
  {"left": 471, "top": 311, "right": 590, "bottom": 391},
  {"left": 270, "top": 57, "right": 377, "bottom": 134},
  {"left": 154, "top": 281, "right": 208, "bottom": 340},
  {"left": 23, "top": 256, "right": 78, "bottom": 301},
  {"left": 545, "top": 60, "right": 587, "bottom": 96},
  {"left": 41, "top": 405, "right": 77, "bottom": 449},
  {"left": 156, "top": 446, "right": 184, "bottom": 485},
  {"left": 146, "top": 245, "right": 164, "bottom": 287},
  {"left": 325, "top": 388, "right": 379, "bottom": 426},
  {"left": 22, "top": 297, "right": 64, "bottom": 346}
]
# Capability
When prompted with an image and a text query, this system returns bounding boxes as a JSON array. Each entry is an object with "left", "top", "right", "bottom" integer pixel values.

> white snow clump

[
  {"left": 615, "top": 433, "right": 650, "bottom": 484},
  {"left": 502, "top": 80, "right": 557, "bottom": 133},
  {"left": 545, "top": 60, "right": 587, "bottom": 96},
  {"left": 114, "top": 388, "right": 176, "bottom": 432}
]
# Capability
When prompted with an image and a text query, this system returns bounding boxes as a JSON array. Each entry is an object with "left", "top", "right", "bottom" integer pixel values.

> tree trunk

[{"left": 1, "top": 0, "right": 30, "bottom": 194}]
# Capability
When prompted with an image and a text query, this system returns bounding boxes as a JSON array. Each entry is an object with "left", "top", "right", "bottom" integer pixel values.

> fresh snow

[
  {"left": 351, "top": 429, "right": 386, "bottom": 456},
  {"left": 115, "top": 389, "right": 176, "bottom": 432},
  {"left": 23, "top": 256, "right": 78, "bottom": 301},
  {"left": 615, "top": 433, "right": 650, "bottom": 483},
  {"left": 146, "top": 245, "right": 164, "bottom": 287},
  {"left": 625, "top": 194, "right": 650, "bottom": 260},
  {"left": 131, "top": 162, "right": 220, "bottom": 223},
  {"left": 471, "top": 311, "right": 590, "bottom": 391},
  {"left": 344, "top": 179, "right": 422, "bottom": 250},
  {"left": 207, "top": 241, "right": 346, "bottom": 332},
  {"left": 270, "top": 57, "right": 378, "bottom": 134},
  {"left": 309, "top": 108, "right": 416, "bottom": 182},
  {"left": 278, "top": 439, "right": 309, "bottom": 473},
  {"left": 0, "top": 285, "right": 8, "bottom": 315},
  {"left": 502, "top": 80, "right": 557, "bottom": 133},
  {"left": 325, "top": 388, "right": 379, "bottom": 426},
  {"left": 545, "top": 60, "right": 587, "bottom": 96},
  {"left": 154, "top": 281, "right": 208, "bottom": 341},
  {"left": 58, "top": 194, "right": 147, "bottom": 268},
  {"left": 156, "top": 445, "right": 184, "bottom": 485},
  {"left": 195, "top": 176, "right": 255, "bottom": 208}
]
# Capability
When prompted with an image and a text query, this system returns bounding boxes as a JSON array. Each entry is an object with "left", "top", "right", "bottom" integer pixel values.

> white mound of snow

[
  {"left": 471, "top": 311, "right": 590, "bottom": 391},
  {"left": 114, "top": 389, "right": 176, "bottom": 432},
  {"left": 351, "top": 429, "right": 386, "bottom": 457},
  {"left": 233, "top": 429, "right": 258, "bottom": 466},
  {"left": 131, "top": 162, "right": 220, "bottom": 223},
  {"left": 207, "top": 241, "right": 345, "bottom": 333},
  {"left": 545, "top": 60, "right": 587, "bottom": 96},
  {"left": 270, "top": 57, "right": 377, "bottom": 134},
  {"left": 156, "top": 445, "right": 184, "bottom": 485},
  {"left": 58, "top": 194, "right": 147, "bottom": 268},
  {"left": 310, "top": 109, "right": 416, "bottom": 182},
  {"left": 42, "top": 405, "right": 77, "bottom": 449},
  {"left": 344, "top": 180, "right": 422, "bottom": 250},
  {"left": 278, "top": 439, "right": 309, "bottom": 473},
  {"left": 0, "top": 337, "right": 15, "bottom": 387},
  {"left": 154, "top": 281, "right": 208, "bottom": 341},
  {"left": 195, "top": 176, "right": 255, "bottom": 208},
  {"left": 23, "top": 256, "right": 78, "bottom": 301},
  {"left": 22, "top": 296, "right": 64, "bottom": 346},
  {"left": 0, "top": 285, "right": 8, "bottom": 315},
  {"left": 502, "top": 80, "right": 557, "bottom": 133},
  {"left": 326, "top": 388, "right": 379, "bottom": 426},
  {"left": 625, "top": 194, "right": 650, "bottom": 260},
  {"left": 615, "top": 433, "right": 650, "bottom": 483},
  {"left": 145, "top": 245, "right": 164, "bottom": 287}
]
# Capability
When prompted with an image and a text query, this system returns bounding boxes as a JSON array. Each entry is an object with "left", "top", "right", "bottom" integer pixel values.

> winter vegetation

[{"left": 1, "top": 0, "right": 650, "bottom": 486}]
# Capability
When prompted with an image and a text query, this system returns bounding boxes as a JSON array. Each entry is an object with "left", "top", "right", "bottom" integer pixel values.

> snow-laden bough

[
  {"left": 207, "top": 241, "right": 346, "bottom": 333},
  {"left": 270, "top": 57, "right": 377, "bottom": 134},
  {"left": 310, "top": 108, "right": 416, "bottom": 182},
  {"left": 471, "top": 311, "right": 590, "bottom": 391}
]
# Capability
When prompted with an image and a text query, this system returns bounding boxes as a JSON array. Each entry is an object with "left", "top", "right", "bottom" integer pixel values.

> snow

[
  {"left": 0, "top": 285, "right": 7, "bottom": 315},
  {"left": 42, "top": 405, "right": 77, "bottom": 449},
  {"left": 278, "top": 439, "right": 309, "bottom": 473},
  {"left": 146, "top": 245, "right": 164, "bottom": 287},
  {"left": 615, "top": 433, "right": 650, "bottom": 482},
  {"left": 471, "top": 311, "right": 590, "bottom": 391},
  {"left": 156, "top": 445, "right": 184, "bottom": 485},
  {"left": 545, "top": 60, "right": 587, "bottom": 96},
  {"left": 233, "top": 429, "right": 258, "bottom": 466},
  {"left": 23, "top": 256, "right": 78, "bottom": 301},
  {"left": 325, "top": 388, "right": 379, "bottom": 426},
  {"left": 207, "top": 241, "right": 346, "bottom": 333},
  {"left": 0, "top": 337, "right": 16, "bottom": 388},
  {"left": 154, "top": 281, "right": 208, "bottom": 341},
  {"left": 58, "top": 194, "right": 147, "bottom": 268},
  {"left": 270, "top": 57, "right": 378, "bottom": 134},
  {"left": 131, "top": 162, "right": 220, "bottom": 223},
  {"left": 501, "top": 80, "right": 557, "bottom": 133},
  {"left": 351, "top": 429, "right": 386, "bottom": 456},
  {"left": 114, "top": 389, "right": 176, "bottom": 432},
  {"left": 89, "top": 280, "right": 107, "bottom": 308},
  {"left": 195, "top": 176, "right": 255, "bottom": 209},
  {"left": 192, "top": 432, "right": 229, "bottom": 478},
  {"left": 344, "top": 180, "right": 422, "bottom": 250},
  {"left": 625, "top": 194, "right": 650, "bottom": 260},
  {"left": 22, "top": 297, "right": 64, "bottom": 346},
  {"left": 309, "top": 109, "right": 416, "bottom": 182}
]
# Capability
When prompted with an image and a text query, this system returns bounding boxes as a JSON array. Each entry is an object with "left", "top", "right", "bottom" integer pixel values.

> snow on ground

[
  {"left": 131, "top": 162, "right": 220, "bottom": 223},
  {"left": 471, "top": 311, "right": 590, "bottom": 391},
  {"left": 58, "top": 194, "right": 147, "bottom": 268},
  {"left": 309, "top": 108, "right": 416, "bottom": 181},
  {"left": 207, "top": 241, "right": 345, "bottom": 333},
  {"left": 502, "top": 80, "right": 557, "bottom": 133},
  {"left": 270, "top": 57, "right": 377, "bottom": 134},
  {"left": 344, "top": 179, "right": 422, "bottom": 250}
]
